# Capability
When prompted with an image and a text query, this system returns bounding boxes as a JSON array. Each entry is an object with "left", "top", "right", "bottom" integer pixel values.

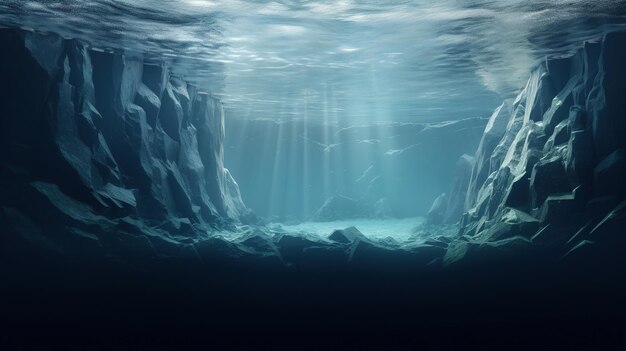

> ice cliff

[
  {"left": 0, "top": 28, "right": 251, "bottom": 257},
  {"left": 438, "top": 31, "right": 626, "bottom": 266}
]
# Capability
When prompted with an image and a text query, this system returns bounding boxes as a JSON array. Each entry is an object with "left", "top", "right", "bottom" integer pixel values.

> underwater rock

[
  {"left": 1, "top": 26, "right": 626, "bottom": 273},
  {"left": 530, "top": 157, "right": 571, "bottom": 209},
  {"left": 565, "top": 129, "right": 594, "bottom": 185},
  {"left": 465, "top": 100, "right": 513, "bottom": 211},
  {"left": 587, "top": 32, "right": 626, "bottom": 160},
  {"left": 444, "top": 235, "right": 532, "bottom": 266},
  {"left": 477, "top": 208, "right": 540, "bottom": 242},
  {"left": 236, "top": 229, "right": 283, "bottom": 262},
  {"left": 0, "top": 28, "right": 251, "bottom": 262},
  {"left": 455, "top": 31, "right": 626, "bottom": 264},
  {"left": 328, "top": 226, "right": 368, "bottom": 244}
]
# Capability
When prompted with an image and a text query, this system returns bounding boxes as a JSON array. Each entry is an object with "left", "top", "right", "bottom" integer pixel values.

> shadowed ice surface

[{"left": 2, "top": 1, "right": 626, "bottom": 122}]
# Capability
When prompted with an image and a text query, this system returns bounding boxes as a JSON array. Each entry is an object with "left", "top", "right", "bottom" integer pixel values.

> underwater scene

[{"left": 1, "top": 1, "right": 626, "bottom": 349}]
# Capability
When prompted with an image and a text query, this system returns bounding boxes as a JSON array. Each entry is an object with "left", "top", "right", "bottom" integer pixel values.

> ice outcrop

[
  {"left": 446, "top": 31, "right": 626, "bottom": 266},
  {"left": 328, "top": 226, "right": 368, "bottom": 244},
  {"left": 0, "top": 28, "right": 252, "bottom": 258}
]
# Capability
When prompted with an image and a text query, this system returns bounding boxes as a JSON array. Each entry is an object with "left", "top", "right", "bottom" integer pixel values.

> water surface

[{"left": 2, "top": 1, "right": 625, "bottom": 122}]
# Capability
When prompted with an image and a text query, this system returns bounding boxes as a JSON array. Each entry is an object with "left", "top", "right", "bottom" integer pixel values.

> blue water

[
  {"left": 2, "top": 1, "right": 625, "bottom": 123},
  {"left": 2, "top": 1, "right": 626, "bottom": 221}
]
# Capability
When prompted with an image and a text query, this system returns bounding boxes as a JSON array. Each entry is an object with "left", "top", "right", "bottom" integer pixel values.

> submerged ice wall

[
  {"left": 439, "top": 31, "right": 626, "bottom": 265},
  {"left": 0, "top": 28, "right": 251, "bottom": 254}
]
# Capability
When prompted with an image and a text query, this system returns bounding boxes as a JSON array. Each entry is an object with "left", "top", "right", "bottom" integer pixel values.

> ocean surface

[{"left": 1, "top": 1, "right": 625, "bottom": 122}]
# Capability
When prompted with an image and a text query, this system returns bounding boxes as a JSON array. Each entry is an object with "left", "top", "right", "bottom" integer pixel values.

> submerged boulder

[
  {"left": 236, "top": 229, "right": 283, "bottom": 261},
  {"left": 328, "top": 226, "right": 368, "bottom": 244},
  {"left": 530, "top": 157, "right": 571, "bottom": 209},
  {"left": 444, "top": 235, "right": 532, "bottom": 266},
  {"left": 475, "top": 208, "right": 540, "bottom": 242}
]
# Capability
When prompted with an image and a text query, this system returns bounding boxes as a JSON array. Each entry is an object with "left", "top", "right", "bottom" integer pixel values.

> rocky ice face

[
  {"left": 0, "top": 28, "right": 252, "bottom": 258},
  {"left": 437, "top": 31, "right": 626, "bottom": 266}
]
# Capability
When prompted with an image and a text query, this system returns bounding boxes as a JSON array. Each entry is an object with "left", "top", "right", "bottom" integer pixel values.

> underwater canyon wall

[
  {"left": 0, "top": 28, "right": 251, "bottom": 257},
  {"left": 439, "top": 31, "right": 626, "bottom": 265},
  {"left": 1, "top": 25, "right": 625, "bottom": 272}
]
